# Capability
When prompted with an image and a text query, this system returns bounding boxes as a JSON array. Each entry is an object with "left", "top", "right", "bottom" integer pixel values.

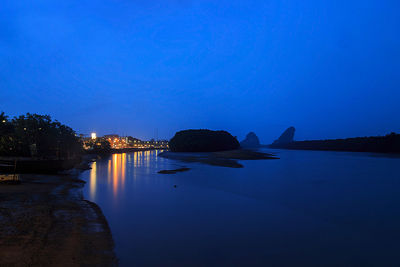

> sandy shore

[
  {"left": 0, "top": 173, "right": 117, "bottom": 266},
  {"left": 159, "top": 149, "right": 278, "bottom": 168}
]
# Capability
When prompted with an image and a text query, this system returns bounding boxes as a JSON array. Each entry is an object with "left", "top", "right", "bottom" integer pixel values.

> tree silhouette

[{"left": 0, "top": 112, "right": 82, "bottom": 158}]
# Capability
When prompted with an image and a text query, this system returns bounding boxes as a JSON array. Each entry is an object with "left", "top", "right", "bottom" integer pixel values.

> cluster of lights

[
  {"left": 108, "top": 137, "right": 128, "bottom": 149},
  {"left": 107, "top": 138, "right": 168, "bottom": 149},
  {"left": 82, "top": 132, "right": 168, "bottom": 150}
]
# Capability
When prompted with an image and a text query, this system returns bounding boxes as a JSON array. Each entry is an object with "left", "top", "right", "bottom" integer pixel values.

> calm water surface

[{"left": 80, "top": 149, "right": 400, "bottom": 266}]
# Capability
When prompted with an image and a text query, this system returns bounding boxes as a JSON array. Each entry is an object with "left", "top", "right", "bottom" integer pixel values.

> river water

[{"left": 80, "top": 149, "right": 400, "bottom": 266}]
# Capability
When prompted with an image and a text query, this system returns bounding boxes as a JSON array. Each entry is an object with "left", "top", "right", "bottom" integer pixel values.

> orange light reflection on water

[
  {"left": 108, "top": 159, "right": 111, "bottom": 183},
  {"left": 89, "top": 150, "right": 163, "bottom": 200},
  {"left": 89, "top": 161, "right": 97, "bottom": 199},
  {"left": 121, "top": 153, "right": 126, "bottom": 187},
  {"left": 108, "top": 153, "right": 127, "bottom": 196},
  {"left": 113, "top": 154, "right": 119, "bottom": 195}
]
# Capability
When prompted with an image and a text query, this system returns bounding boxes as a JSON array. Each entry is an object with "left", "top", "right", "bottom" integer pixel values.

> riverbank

[{"left": 0, "top": 173, "right": 117, "bottom": 266}]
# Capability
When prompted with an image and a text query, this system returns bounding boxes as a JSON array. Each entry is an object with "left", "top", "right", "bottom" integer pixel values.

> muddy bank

[
  {"left": 158, "top": 167, "right": 191, "bottom": 174},
  {"left": 0, "top": 174, "right": 117, "bottom": 266},
  {"left": 158, "top": 149, "right": 278, "bottom": 168}
]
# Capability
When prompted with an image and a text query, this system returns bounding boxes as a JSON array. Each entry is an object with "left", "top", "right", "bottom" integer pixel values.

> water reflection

[
  {"left": 88, "top": 150, "right": 164, "bottom": 199},
  {"left": 89, "top": 161, "right": 97, "bottom": 199},
  {"left": 83, "top": 149, "right": 400, "bottom": 266}
]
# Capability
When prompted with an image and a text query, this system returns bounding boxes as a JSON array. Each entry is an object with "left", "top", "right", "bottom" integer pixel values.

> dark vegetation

[
  {"left": 0, "top": 112, "right": 82, "bottom": 158},
  {"left": 270, "top": 132, "right": 400, "bottom": 153},
  {"left": 84, "top": 139, "right": 111, "bottom": 155},
  {"left": 169, "top": 129, "right": 240, "bottom": 152}
]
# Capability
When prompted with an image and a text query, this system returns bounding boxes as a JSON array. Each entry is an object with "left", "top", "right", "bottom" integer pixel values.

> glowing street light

[{"left": 91, "top": 132, "right": 97, "bottom": 139}]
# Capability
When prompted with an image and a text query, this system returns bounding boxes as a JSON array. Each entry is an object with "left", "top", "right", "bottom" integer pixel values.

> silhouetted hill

[
  {"left": 269, "top": 132, "right": 400, "bottom": 153},
  {"left": 240, "top": 132, "right": 260, "bottom": 148},
  {"left": 169, "top": 129, "right": 240, "bottom": 152},
  {"left": 272, "top": 127, "right": 295, "bottom": 145}
]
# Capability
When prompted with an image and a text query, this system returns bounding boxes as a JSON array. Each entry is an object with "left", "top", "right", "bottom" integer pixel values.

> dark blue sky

[{"left": 1, "top": 0, "right": 399, "bottom": 142}]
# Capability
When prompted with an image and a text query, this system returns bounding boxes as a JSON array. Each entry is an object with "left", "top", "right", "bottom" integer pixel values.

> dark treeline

[
  {"left": 169, "top": 129, "right": 240, "bottom": 152},
  {"left": 0, "top": 112, "right": 82, "bottom": 158},
  {"left": 84, "top": 138, "right": 111, "bottom": 155},
  {"left": 269, "top": 132, "right": 400, "bottom": 153}
]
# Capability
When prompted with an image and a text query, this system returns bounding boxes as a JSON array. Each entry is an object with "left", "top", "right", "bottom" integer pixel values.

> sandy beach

[
  {"left": 0, "top": 173, "right": 117, "bottom": 266},
  {"left": 158, "top": 149, "right": 278, "bottom": 168}
]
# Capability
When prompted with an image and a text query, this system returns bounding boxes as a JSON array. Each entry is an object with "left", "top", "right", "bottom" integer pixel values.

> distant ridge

[{"left": 269, "top": 130, "right": 400, "bottom": 154}]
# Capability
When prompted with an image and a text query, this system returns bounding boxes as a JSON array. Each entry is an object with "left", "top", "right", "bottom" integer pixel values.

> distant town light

[{"left": 91, "top": 132, "right": 97, "bottom": 139}]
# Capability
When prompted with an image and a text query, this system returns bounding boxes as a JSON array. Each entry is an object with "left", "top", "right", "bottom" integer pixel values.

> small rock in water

[{"left": 158, "top": 167, "right": 190, "bottom": 174}]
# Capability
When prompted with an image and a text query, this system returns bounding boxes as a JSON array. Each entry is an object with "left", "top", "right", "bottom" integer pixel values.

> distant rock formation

[
  {"left": 272, "top": 127, "right": 295, "bottom": 145},
  {"left": 240, "top": 132, "right": 260, "bottom": 148}
]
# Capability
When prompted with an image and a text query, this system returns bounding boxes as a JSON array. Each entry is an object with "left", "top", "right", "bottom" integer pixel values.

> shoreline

[
  {"left": 0, "top": 172, "right": 117, "bottom": 266},
  {"left": 110, "top": 147, "right": 167, "bottom": 154},
  {"left": 159, "top": 149, "right": 278, "bottom": 168}
]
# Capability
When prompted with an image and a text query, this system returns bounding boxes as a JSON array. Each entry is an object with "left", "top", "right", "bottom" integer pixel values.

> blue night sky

[{"left": 1, "top": 0, "right": 399, "bottom": 142}]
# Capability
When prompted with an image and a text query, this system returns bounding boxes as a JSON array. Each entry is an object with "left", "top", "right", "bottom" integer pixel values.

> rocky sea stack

[
  {"left": 240, "top": 132, "right": 261, "bottom": 148},
  {"left": 169, "top": 129, "right": 240, "bottom": 152},
  {"left": 272, "top": 127, "right": 295, "bottom": 145}
]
